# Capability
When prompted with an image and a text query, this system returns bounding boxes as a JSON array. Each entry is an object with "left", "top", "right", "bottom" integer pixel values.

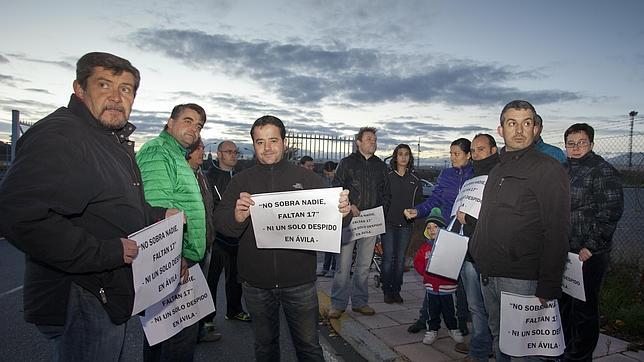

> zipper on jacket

[{"left": 99, "top": 288, "right": 108, "bottom": 304}]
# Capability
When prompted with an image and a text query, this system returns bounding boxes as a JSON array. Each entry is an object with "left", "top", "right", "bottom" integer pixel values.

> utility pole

[
  {"left": 417, "top": 137, "right": 421, "bottom": 168},
  {"left": 629, "top": 110, "right": 638, "bottom": 168},
  {"left": 11, "top": 110, "right": 19, "bottom": 163}
]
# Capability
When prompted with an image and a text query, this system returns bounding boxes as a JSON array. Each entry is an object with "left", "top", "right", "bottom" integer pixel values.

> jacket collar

[
  {"left": 256, "top": 157, "right": 289, "bottom": 171},
  {"left": 473, "top": 153, "right": 500, "bottom": 175},
  {"left": 67, "top": 94, "right": 136, "bottom": 142},
  {"left": 499, "top": 143, "right": 536, "bottom": 163},
  {"left": 158, "top": 130, "right": 189, "bottom": 156}
]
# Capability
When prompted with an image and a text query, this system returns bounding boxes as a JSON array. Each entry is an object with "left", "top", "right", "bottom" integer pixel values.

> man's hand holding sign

[{"left": 239, "top": 188, "right": 350, "bottom": 253}]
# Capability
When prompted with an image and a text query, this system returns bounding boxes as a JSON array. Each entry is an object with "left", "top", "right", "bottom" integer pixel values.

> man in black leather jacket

[{"left": 329, "top": 127, "right": 386, "bottom": 318}]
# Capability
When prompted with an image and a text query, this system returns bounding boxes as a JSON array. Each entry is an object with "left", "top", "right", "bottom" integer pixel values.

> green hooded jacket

[{"left": 136, "top": 130, "right": 206, "bottom": 261}]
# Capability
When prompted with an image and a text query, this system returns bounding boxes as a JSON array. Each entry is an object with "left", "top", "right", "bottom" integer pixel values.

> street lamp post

[{"left": 628, "top": 110, "right": 638, "bottom": 168}]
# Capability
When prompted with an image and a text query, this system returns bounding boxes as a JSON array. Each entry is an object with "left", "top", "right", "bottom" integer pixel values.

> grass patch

[{"left": 600, "top": 261, "right": 644, "bottom": 350}]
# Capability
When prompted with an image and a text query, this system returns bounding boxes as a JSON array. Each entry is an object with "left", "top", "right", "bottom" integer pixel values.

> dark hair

[
  {"left": 250, "top": 115, "right": 286, "bottom": 140},
  {"left": 500, "top": 100, "right": 536, "bottom": 125},
  {"left": 473, "top": 133, "right": 497, "bottom": 148},
  {"left": 390, "top": 143, "right": 414, "bottom": 170},
  {"left": 323, "top": 161, "right": 337, "bottom": 172},
  {"left": 356, "top": 127, "right": 377, "bottom": 141},
  {"left": 564, "top": 123, "right": 595, "bottom": 143},
  {"left": 186, "top": 137, "right": 204, "bottom": 159},
  {"left": 170, "top": 103, "right": 206, "bottom": 124},
  {"left": 299, "top": 155, "right": 313, "bottom": 165},
  {"left": 534, "top": 114, "right": 543, "bottom": 126},
  {"left": 76, "top": 52, "right": 140, "bottom": 94},
  {"left": 451, "top": 138, "right": 471, "bottom": 154}
]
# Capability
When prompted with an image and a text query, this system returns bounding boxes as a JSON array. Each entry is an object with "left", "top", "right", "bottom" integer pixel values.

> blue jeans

[
  {"left": 36, "top": 282, "right": 127, "bottom": 362},
  {"left": 481, "top": 276, "right": 542, "bottom": 362},
  {"left": 143, "top": 323, "right": 199, "bottom": 362},
  {"left": 461, "top": 262, "right": 492, "bottom": 360},
  {"left": 242, "top": 282, "right": 323, "bottom": 362},
  {"left": 331, "top": 235, "right": 377, "bottom": 310},
  {"left": 380, "top": 225, "right": 412, "bottom": 295}
]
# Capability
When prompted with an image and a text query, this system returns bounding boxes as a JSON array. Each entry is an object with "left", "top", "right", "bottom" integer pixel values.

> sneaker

[
  {"left": 449, "top": 329, "right": 464, "bottom": 343},
  {"left": 422, "top": 330, "right": 438, "bottom": 345},
  {"left": 454, "top": 341, "right": 469, "bottom": 354},
  {"left": 407, "top": 319, "right": 426, "bottom": 333},
  {"left": 226, "top": 311, "right": 251, "bottom": 322},
  {"left": 324, "top": 270, "right": 335, "bottom": 278},
  {"left": 328, "top": 308, "right": 344, "bottom": 319},
  {"left": 316, "top": 270, "right": 328, "bottom": 276},
  {"left": 198, "top": 323, "right": 222, "bottom": 342},
  {"left": 351, "top": 305, "right": 375, "bottom": 315},
  {"left": 393, "top": 293, "right": 403, "bottom": 303},
  {"left": 383, "top": 294, "right": 395, "bottom": 304}
]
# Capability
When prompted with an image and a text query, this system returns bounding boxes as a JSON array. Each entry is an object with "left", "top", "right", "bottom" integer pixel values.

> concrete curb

[{"left": 318, "top": 291, "right": 404, "bottom": 362}]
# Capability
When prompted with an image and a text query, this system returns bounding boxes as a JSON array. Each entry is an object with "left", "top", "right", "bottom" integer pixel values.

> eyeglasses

[
  {"left": 221, "top": 150, "right": 239, "bottom": 155},
  {"left": 565, "top": 140, "right": 591, "bottom": 149}
]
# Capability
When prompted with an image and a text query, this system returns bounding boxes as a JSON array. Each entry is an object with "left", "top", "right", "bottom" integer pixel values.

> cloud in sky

[
  {"left": 131, "top": 28, "right": 582, "bottom": 107},
  {"left": 0, "top": 54, "right": 9, "bottom": 63},
  {"left": 6, "top": 53, "right": 74, "bottom": 70}
]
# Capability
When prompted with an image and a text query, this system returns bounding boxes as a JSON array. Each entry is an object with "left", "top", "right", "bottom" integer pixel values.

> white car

[{"left": 420, "top": 179, "right": 435, "bottom": 198}]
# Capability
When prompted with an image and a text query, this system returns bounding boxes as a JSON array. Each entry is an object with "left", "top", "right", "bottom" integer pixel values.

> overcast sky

[{"left": 1, "top": 0, "right": 643, "bottom": 164}]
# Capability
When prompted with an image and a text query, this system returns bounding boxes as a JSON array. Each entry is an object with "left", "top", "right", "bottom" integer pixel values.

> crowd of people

[{"left": 0, "top": 51, "right": 625, "bottom": 362}]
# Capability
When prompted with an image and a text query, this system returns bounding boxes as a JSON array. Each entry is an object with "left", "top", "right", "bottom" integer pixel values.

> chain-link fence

[{"left": 551, "top": 133, "right": 644, "bottom": 268}]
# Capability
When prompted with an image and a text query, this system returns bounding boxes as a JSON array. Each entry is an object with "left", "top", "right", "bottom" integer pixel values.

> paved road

[{"left": 0, "top": 239, "right": 358, "bottom": 361}]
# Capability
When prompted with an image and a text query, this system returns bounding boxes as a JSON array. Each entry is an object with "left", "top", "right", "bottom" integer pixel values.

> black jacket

[
  {"left": 333, "top": 152, "right": 386, "bottom": 210},
  {"left": 0, "top": 95, "right": 165, "bottom": 325},
  {"left": 213, "top": 159, "right": 351, "bottom": 289},
  {"left": 469, "top": 145, "right": 570, "bottom": 300},
  {"left": 206, "top": 162, "right": 239, "bottom": 246},
  {"left": 382, "top": 168, "right": 423, "bottom": 226}
]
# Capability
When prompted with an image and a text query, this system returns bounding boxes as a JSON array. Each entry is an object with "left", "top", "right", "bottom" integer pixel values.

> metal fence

[{"left": 286, "top": 132, "right": 354, "bottom": 162}]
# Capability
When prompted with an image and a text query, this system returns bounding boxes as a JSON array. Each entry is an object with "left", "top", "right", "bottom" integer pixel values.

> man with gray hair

[{"left": 0, "top": 52, "right": 174, "bottom": 360}]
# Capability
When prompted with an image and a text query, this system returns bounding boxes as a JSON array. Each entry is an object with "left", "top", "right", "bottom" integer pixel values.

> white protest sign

[
  {"left": 130, "top": 212, "right": 184, "bottom": 315},
  {"left": 450, "top": 175, "right": 488, "bottom": 218},
  {"left": 341, "top": 206, "right": 386, "bottom": 242},
  {"left": 562, "top": 252, "right": 586, "bottom": 301},
  {"left": 140, "top": 265, "right": 215, "bottom": 346},
  {"left": 426, "top": 229, "right": 469, "bottom": 280},
  {"left": 249, "top": 187, "right": 343, "bottom": 253},
  {"left": 500, "top": 292, "right": 565, "bottom": 357}
]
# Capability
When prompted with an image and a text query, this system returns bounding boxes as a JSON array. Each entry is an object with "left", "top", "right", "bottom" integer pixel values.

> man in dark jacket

[
  {"left": 0, "top": 52, "right": 171, "bottom": 360},
  {"left": 329, "top": 127, "right": 386, "bottom": 318},
  {"left": 200, "top": 140, "right": 250, "bottom": 343},
  {"left": 452, "top": 133, "right": 498, "bottom": 359},
  {"left": 213, "top": 115, "right": 351, "bottom": 362},
  {"left": 469, "top": 100, "right": 570, "bottom": 361}
]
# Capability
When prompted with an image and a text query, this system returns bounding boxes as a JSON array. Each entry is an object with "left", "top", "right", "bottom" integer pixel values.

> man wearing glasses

[{"left": 200, "top": 141, "right": 251, "bottom": 342}]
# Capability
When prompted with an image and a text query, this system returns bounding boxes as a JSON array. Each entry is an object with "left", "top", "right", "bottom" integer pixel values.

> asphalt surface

[{"left": 0, "top": 239, "right": 362, "bottom": 361}]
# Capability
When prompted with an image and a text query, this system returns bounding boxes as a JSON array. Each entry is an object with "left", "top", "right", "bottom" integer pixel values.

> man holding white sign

[
  {"left": 469, "top": 100, "right": 570, "bottom": 361},
  {"left": 330, "top": 127, "right": 386, "bottom": 319},
  {"left": 214, "top": 115, "right": 352, "bottom": 362}
]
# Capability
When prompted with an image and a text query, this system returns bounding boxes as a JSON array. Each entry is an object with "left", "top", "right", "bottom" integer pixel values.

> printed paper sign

[
  {"left": 140, "top": 265, "right": 215, "bottom": 346},
  {"left": 562, "top": 252, "right": 586, "bottom": 301},
  {"left": 130, "top": 212, "right": 184, "bottom": 315},
  {"left": 500, "top": 292, "right": 565, "bottom": 357},
  {"left": 249, "top": 188, "right": 343, "bottom": 253},
  {"left": 341, "top": 206, "right": 386, "bottom": 242},
  {"left": 426, "top": 229, "right": 468, "bottom": 280},
  {"left": 451, "top": 175, "right": 488, "bottom": 218}
]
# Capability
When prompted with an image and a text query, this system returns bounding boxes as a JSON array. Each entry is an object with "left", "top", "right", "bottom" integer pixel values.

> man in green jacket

[{"left": 136, "top": 103, "right": 207, "bottom": 361}]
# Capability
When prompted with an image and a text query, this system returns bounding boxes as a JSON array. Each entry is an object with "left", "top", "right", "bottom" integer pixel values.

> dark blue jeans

[
  {"left": 380, "top": 224, "right": 412, "bottom": 295},
  {"left": 427, "top": 292, "right": 457, "bottom": 331},
  {"left": 243, "top": 282, "right": 324, "bottom": 362},
  {"left": 36, "top": 282, "right": 127, "bottom": 362}
]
